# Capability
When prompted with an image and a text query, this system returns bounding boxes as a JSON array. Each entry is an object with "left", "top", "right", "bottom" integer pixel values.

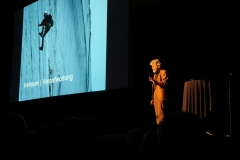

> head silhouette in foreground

[
  {"left": 157, "top": 111, "right": 206, "bottom": 156},
  {"left": 0, "top": 112, "right": 27, "bottom": 158}
]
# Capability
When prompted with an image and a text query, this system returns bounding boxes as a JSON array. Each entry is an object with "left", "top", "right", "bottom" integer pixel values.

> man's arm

[
  {"left": 159, "top": 70, "right": 168, "bottom": 88},
  {"left": 151, "top": 70, "right": 168, "bottom": 88}
]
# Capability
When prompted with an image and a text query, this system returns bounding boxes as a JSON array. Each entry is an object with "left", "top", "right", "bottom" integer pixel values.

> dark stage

[{"left": 1, "top": 0, "right": 239, "bottom": 138}]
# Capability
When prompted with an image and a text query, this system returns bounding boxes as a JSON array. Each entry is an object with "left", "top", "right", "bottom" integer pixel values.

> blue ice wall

[{"left": 19, "top": 0, "right": 91, "bottom": 101}]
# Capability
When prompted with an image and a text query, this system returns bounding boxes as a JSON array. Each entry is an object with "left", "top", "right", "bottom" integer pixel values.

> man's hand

[
  {"left": 149, "top": 76, "right": 168, "bottom": 86},
  {"left": 149, "top": 76, "right": 154, "bottom": 83},
  {"left": 150, "top": 100, "right": 154, "bottom": 105},
  {"left": 161, "top": 77, "right": 168, "bottom": 84}
]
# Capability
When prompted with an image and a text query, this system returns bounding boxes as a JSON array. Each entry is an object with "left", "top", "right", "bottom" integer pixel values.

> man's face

[{"left": 151, "top": 63, "right": 159, "bottom": 73}]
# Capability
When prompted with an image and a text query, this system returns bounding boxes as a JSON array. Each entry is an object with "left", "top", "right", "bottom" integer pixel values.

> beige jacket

[{"left": 153, "top": 69, "right": 168, "bottom": 101}]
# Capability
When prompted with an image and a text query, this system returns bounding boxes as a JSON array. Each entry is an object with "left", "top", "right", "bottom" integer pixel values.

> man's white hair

[{"left": 150, "top": 59, "right": 161, "bottom": 67}]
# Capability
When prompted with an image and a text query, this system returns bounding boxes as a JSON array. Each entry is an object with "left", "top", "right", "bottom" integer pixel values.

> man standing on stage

[{"left": 149, "top": 59, "right": 169, "bottom": 125}]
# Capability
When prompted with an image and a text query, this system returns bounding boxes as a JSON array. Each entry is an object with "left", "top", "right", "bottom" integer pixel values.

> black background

[{"left": 1, "top": 0, "right": 239, "bottom": 135}]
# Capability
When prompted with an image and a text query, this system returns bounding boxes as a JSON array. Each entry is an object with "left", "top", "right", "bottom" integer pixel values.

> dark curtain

[{"left": 182, "top": 79, "right": 212, "bottom": 119}]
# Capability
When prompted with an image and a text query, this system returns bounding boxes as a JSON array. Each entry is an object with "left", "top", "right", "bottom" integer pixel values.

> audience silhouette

[
  {"left": 33, "top": 122, "right": 71, "bottom": 159},
  {"left": 62, "top": 117, "right": 89, "bottom": 159},
  {"left": 139, "top": 130, "right": 160, "bottom": 159},
  {"left": 85, "top": 117, "right": 100, "bottom": 151},
  {"left": 157, "top": 111, "right": 206, "bottom": 158},
  {"left": 121, "top": 128, "right": 145, "bottom": 159},
  {"left": 0, "top": 112, "right": 27, "bottom": 159},
  {"left": 0, "top": 110, "right": 238, "bottom": 159},
  {"left": 85, "top": 117, "right": 106, "bottom": 160}
]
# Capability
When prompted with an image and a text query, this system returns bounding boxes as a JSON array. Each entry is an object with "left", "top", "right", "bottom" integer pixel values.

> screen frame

[{"left": 9, "top": 0, "right": 131, "bottom": 103}]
